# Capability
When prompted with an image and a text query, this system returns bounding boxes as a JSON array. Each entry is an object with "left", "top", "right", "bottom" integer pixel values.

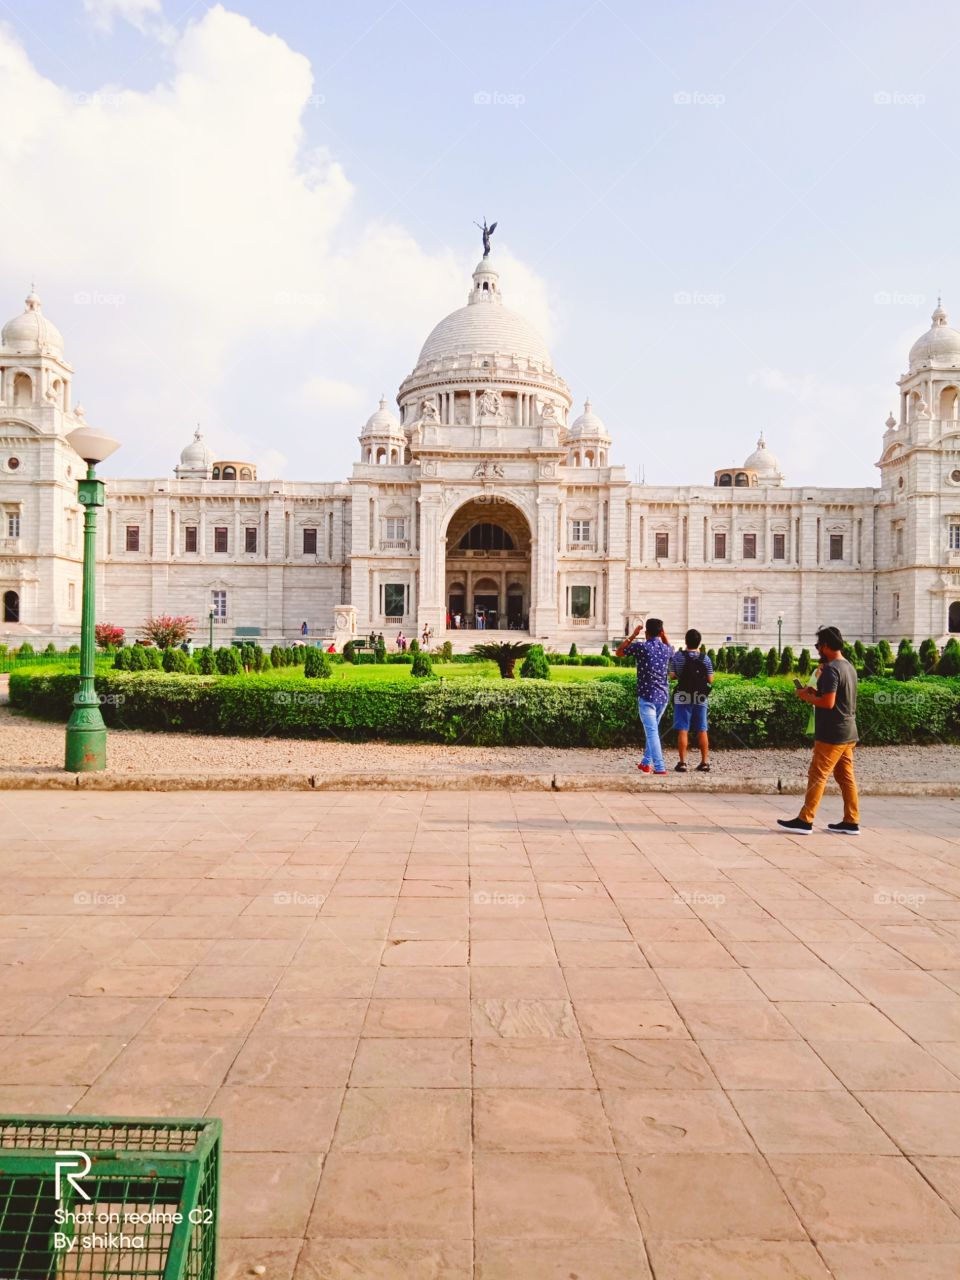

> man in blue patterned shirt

[{"left": 616, "top": 617, "right": 673, "bottom": 774}]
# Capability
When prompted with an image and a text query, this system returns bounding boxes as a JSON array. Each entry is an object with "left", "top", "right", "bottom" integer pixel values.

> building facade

[{"left": 2, "top": 259, "right": 960, "bottom": 650}]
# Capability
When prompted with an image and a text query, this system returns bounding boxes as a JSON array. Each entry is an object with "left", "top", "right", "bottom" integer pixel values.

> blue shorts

[{"left": 673, "top": 700, "right": 708, "bottom": 733}]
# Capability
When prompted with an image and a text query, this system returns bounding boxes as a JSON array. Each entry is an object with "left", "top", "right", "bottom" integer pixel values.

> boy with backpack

[{"left": 670, "top": 629, "right": 713, "bottom": 772}]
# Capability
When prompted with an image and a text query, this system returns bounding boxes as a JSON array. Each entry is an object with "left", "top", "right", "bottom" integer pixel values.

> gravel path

[{"left": 1, "top": 698, "right": 957, "bottom": 782}]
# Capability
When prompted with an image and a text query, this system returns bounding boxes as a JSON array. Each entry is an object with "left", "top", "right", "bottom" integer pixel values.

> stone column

[
  {"left": 416, "top": 491, "right": 446, "bottom": 635},
  {"left": 530, "top": 491, "right": 559, "bottom": 635}
]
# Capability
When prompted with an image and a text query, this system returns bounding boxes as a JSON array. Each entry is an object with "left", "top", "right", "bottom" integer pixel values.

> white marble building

[{"left": 2, "top": 258, "right": 960, "bottom": 651}]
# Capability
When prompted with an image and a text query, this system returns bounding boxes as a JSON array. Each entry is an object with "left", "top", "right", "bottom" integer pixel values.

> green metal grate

[{"left": 0, "top": 1116, "right": 220, "bottom": 1279}]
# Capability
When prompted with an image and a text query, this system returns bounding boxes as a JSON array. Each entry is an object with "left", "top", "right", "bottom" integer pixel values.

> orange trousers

[{"left": 799, "top": 740, "right": 859, "bottom": 824}]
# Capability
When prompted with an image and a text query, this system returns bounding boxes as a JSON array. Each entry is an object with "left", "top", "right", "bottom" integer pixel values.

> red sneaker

[
  {"left": 637, "top": 763, "right": 652, "bottom": 773},
  {"left": 653, "top": 769, "right": 668, "bottom": 775}
]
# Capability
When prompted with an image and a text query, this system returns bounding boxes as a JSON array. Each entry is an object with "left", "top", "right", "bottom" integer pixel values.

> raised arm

[{"left": 616, "top": 625, "right": 642, "bottom": 658}]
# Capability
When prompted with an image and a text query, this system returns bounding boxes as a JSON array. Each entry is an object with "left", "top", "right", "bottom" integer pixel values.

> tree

[
  {"left": 472, "top": 641, "right": 532, "bottom": 678},
  {"left": 162, "top": 648, "right": 194, "bottom": 674},
  {"left": 863, "top": 645, "right": 883, "bottom": 677},
  {"left": 568, "top": 642, "right": 578, "bottom": 657},
  {"left": 194, "top": 646, "right": 216, "bottom": 674},
  {"left": 216, "top": 646, "right": 242, "bottom": 674},
  {"left": 740, "top": 647, "right": 765, "bottom": 678},
  {"left": 893, "top": 642, "right": 921, "bottom": 682},
  {"left": 897, "top": 637, "right": 911, "bottom": 656},
  {"left": 853, "top": 639, "right": 866, "bottom": 666},
  {"left": 343, "top": 639, "right": 357, "bottom": 664},
  {"left": 765, "top": 647, "right": 779, "bottom": 676},
  {"left": 797, "top": 648, "right": 812, "bottom": 677},
  {"left": 409, "top": 637, "right": 420, "bottom": 654},
  {"left": 95, "top": 623, "right": 125, "bottom": 650},
  {"left": 142, "top": 614, "right": 194, "bottom": 648},
  {"left": 601, "top": 643, "right": 611, "bottom": 658},
  {"left": 520, "top": 644, "right": 550, "bottom": 679},
  {"left": 919, "top": 638, "right": 939, "bottom": 673},
  {"left": 128, "top": 644, "right": 148, "bottom": 671},
  {"left": 937, "top": 637, "right": 960, "bottom": 676},
  {"left": 707, "top": 648, "right": 717, "bottom": 670},
  {"left": 877, "top": 639, "right": 893, "bottom": 668},
  {"left": 778, "top": 645, "right": 795, "bottom": 675},
  {"left": 270, "top": 645, "right": 284, "bottom": 668},
  {"left": 304, "top": 647, "right": 332, "bottom": 678},
  {"left": 410, "top": 650, "right": 433, "bottom": 677},
  {"left": 113, "top": 646, "right": 132, "bottom": 670}
]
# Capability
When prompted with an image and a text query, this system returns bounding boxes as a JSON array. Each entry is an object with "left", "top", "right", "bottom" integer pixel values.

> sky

[{"left": 0, "top": 0, "right": 956, "bottom": 487}]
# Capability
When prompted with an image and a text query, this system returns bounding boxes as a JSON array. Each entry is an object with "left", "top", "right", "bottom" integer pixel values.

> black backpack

[{"left": 677, "top": 652, "right": 711, "bottom": 699}]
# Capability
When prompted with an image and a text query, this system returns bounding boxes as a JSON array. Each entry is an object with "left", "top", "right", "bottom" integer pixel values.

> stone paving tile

[{"left": 2, "top": 791, "right": 960, "bottom": 1273}]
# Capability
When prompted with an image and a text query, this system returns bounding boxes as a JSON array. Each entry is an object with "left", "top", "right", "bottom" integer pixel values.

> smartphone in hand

[{"left": 793, "top": 678, "right": 804, "bottom": 690}]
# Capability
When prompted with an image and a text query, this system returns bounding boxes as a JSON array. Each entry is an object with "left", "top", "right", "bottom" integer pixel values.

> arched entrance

[
  {"left": 3, "top": 590, "right": 19, "bottom": 623},
  {"left": 445, "top": 498, "right": 531, "bottom": 630},
  {"left": 949, "top": 600, "right": 960, "bottom": 633}
]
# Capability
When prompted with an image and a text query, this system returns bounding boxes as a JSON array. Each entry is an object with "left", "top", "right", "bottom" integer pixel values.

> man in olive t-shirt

[{"left": 777, "top": 625, "right": 860, "bottom": 835}]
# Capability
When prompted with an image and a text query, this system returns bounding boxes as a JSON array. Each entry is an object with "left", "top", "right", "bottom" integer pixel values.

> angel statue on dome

[{"left": 475, "top": 218, "right": 497, "bottom": 257}]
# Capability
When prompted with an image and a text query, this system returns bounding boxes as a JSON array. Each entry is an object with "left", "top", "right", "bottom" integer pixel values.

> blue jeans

[{"left": 638, "top": 699, "right": 666, "bottom": 771}]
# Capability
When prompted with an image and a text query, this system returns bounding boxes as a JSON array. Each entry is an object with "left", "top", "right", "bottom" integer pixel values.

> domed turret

[
  {"left": 360, "top": 396, "right": 406, "bottom": 465},
  {"left": 1, "top": 290, "right": 65, "bottom": 356},
  {"left": 175, "top": 427, "right": 214, "bottom": 478},
  {"left": 565, "top": 400, "right": 611, "bottom": 467},
  {"left": 743, "top": 433, "right": 783, "bottom": 482},
  {"left": 908, "top": 300, "right": 960, "bottom": 372}
]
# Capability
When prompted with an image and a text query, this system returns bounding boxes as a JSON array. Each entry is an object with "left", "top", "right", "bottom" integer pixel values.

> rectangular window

[
  {"left": 773, "top": 532, "right": 786, "bottom": 560},
  {"left": 713, "top": 532, "right": 727, "bottom": 560},
  {"left": 383, "top": 582, "right": 405, "bottom": 617},
  {"left": 184, "top": 526, "right": 198, "bottom": 553},
  {"left": 302, "top": 527, "right": 317, "bottom": 555},
  {"left": 742, "top": 533, "right": 757, "bottom": 559},
  {"left": 7, "top": 512, "right": 20, "bottom": 538},
  {"left": 125, "top": 525, "right": 140, "bottom": 552},
  {"left": 895, "top": 525, "right": 904, "bottom": 558},
  {"left": 384, "top": 517, "right": 406, "bottom": 542},
  {"left": 214, "top": 526, "right": 228, "bottom": 553},
  {"left": 949, "top": 522, "right": 960, "bottom": 551},
  {"left": 212, "top": 589, "right": 227, "bottom": 620},
  {"left": 68, "top": 582, "right": 75, "bottom": 611},
  {"left": 829, "top": 533, "right": 844, "bottom": 561},
  {"left": 245, "top": 526, "right": 258, "bottom": 553},
  {"left": 655, "top": 532, "right": 669, "bottom": 559},
  {"left": 742, "top": 595, "right": 759, "bottom": 625},
  {"left": 571, "top": 519, "right": 592, "bottom": 544},
  {"left": 893, "top": 591, "right": 900, "bottom": 620},
  {"left": 570, "top": 585, "right": 592, "bottom": 618}
]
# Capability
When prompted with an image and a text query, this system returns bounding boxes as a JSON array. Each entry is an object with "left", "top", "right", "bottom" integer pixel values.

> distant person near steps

[
  {"left": 617, "top": 618, "right": 673, "bottom": 775},
  {"left": 670, "top": 629, "right": 713, "bottom": 772},
  {"left": 778, "top": 625, "right": 860, "bottom": 836}
]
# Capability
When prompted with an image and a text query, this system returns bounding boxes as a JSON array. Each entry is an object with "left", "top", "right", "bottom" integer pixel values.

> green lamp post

[
  {"left": 777, "top": 611, "right": 784, "bottom": 658},
  {"left": 64, "top": 425, "right": 120, "bottom": 773}
]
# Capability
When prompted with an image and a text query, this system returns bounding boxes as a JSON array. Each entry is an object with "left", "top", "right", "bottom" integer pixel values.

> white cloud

[
  {"left": 0, "top": 5, "right": 552, "bottom": 480},
  {"left": 83, "top": 0, "right": 168, "bottom": 36}
]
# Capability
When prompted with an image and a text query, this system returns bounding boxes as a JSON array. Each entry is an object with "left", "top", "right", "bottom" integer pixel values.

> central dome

[{"left": 416, "top": 258, "right": 551, "bottom": 368}]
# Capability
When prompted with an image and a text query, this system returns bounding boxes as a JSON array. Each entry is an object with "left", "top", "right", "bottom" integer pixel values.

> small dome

[
  {"left": 361, "top": 396, "right": 402, "bottom": 437},
  {"left": 2, "top": 289, "right": 65, "bottom": 356},
  {"left": 743, "top": 433, "right": 783, "bottom": 479},
  {"left": 179, "top": 428, "right": 213, "bottom": 469},
  {"left": 567, "top": 398, "right": 609, "bottom": 440},
  {"left": 908, "top": 301, "right": 960, "bottom": 372}
]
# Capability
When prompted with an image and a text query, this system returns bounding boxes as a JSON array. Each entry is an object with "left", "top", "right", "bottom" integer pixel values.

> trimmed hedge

[{"left": 10, "top": 668, "right": 960, "bottom": 746}]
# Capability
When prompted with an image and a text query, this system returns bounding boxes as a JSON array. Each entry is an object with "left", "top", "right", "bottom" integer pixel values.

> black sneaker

[
  {"left": 777, "top": 817, "right": 813, "bottom": 834},
  {"left": 827, "top": 822, "right": 860, "bottom": 836},
  {"left": 675, "top": 761, "right": 688, "bottom": 772}
]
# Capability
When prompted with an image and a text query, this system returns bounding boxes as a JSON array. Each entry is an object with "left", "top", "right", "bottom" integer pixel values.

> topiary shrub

[
  {"left": 195, "top": 646, "right": 217, "bottom": 675},
  {"left": 853, "top": 639, "right": 866, "bottom": 666},
  {"left": 938, "top": 637, "right": 960, "bottom": 676},
  {"left": 162, "top": 648, "right": 195, "bottom": 674},
  {"left": 582, "top": 654, "right": 613, "bottom": 666},
  {"left": 128, "top": 645, "right": 149, "bottom": 671},
  {"left": 409, "top": 638, "right": 420, "bottom": 654},
  {"left": 304, "top": 646, "right": 332, "bottom": 678},
  {"left": 797, "top": 648, "right": 812, "bottom": 677},
  {"left": 601, "top": 643, "right": 611, "bottom": 658},
  {"left": 520, "top": 644, "right": 550, "bottom": 679},
  {"left": 113, "top": 646, "right": 133, "bottom": 670},
  {"left": 67, "top": 644, "right": 80, "bottom": 655},
  {"left": 44, "top": 642, "right": 57, "bottom": 654},
  {"left": 893, "top": 642, "right": 921, "bottom": 682},
  {"left": 375, "top": 638, "right": 387, "bottom": 663},
  {"left": 863, "top": 645, "right": 883, "bottom": 677},
  {"left": 877, "top": 639, "right": 893, "bottom": 667},
  {"left": 17, "top": 642, "right": 34, "bottom": 657},
  {"left": 270, "top": 645, "right": 283, "bottom": 668},
  {"left": 919, "top": 638, "right": 939, "bottom": 674},
  {"left": 707, "top": 648, "right": 717, "bottom": 670},
  {"left": 216, "top": 646, "right": 242, "bottom": 675},
  {"left": 740, "top": 647, "right": 765, "bottom": 678},
  {"left": 765, "top": 647, "right": 779, "bottom": 676},
  {"left": 410, "top": 650, "right": 433, "bottom": 678},
  {"left": 778, "top": 646, "right": 795, "bottom": 675},
  {"left": 568, "top": 642, "right": 578, "bottom": 657},
  {"left": 343, "top": 640, "right": 357, "bottom": 664}
]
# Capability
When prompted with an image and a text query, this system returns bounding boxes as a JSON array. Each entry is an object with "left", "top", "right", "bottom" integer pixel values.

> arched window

[
  {"left": 940, "top": 387, "right": 960, "bottom": 422},
  {"left": 212, "top": 466, "right": 221, "bottom": 479},
  {"left": 240, "top": 467, "right": 252, "bottom": 480},
  {"left": 950, "top": 601, "right": 960, "bottom": 633},
  {"left": 585, "top": 450, "right": 595, "bottom": 466},
  {"left": 376, "top": 447, "right": 386, "bottom": 464},
  {"left": 222, "top": 466, "right": 236, "bottom": 480},
  {"left": 390, "top": 448, "right": 399, "bottom": 464},
  {"left": 735, "top": 472, "right": 749, "bottom": 486},
  {"left": 599, "top": 451, "right": 606, "bottom": 466},
  {"left": 365, "top": 448, "right": 372, "bottom": 463},
  {"left": 718, "top": 472, "right": 733, "bottom": 486},
  {"left": 458, "top": 523, "right": 515, "bottom": 551},
  {"left": 3, "top": 589, "right": 19, "bottom": 622},
  {"left": 13, "top": 373, "right": 31, "bottom": 406},
  {"left": 573, "top": 452, "right": 581, "bottom": 466}
]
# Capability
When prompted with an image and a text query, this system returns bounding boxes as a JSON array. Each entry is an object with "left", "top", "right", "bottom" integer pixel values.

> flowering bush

[
  {"left": 141, "top": 614, "right": 195, "bottom": 648},
  {"left": 95, "top": 623, "right": 125, "bottom": 649}
]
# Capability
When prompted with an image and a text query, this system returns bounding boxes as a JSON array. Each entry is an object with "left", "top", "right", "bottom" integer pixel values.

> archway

[
  {"left": 444, "top": 497, "right": 532, "bottom": 631},
  {"left": 3, "top": 590, "right": 19, "bottom": 622},
  {"left": 949, "top": 600, "right": 960, "bottom": 633}
]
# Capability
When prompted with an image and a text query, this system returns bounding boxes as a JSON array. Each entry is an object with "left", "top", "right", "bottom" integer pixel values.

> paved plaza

[{"left": 2, "top": 789, "right": 960, "bottom": 1278}]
